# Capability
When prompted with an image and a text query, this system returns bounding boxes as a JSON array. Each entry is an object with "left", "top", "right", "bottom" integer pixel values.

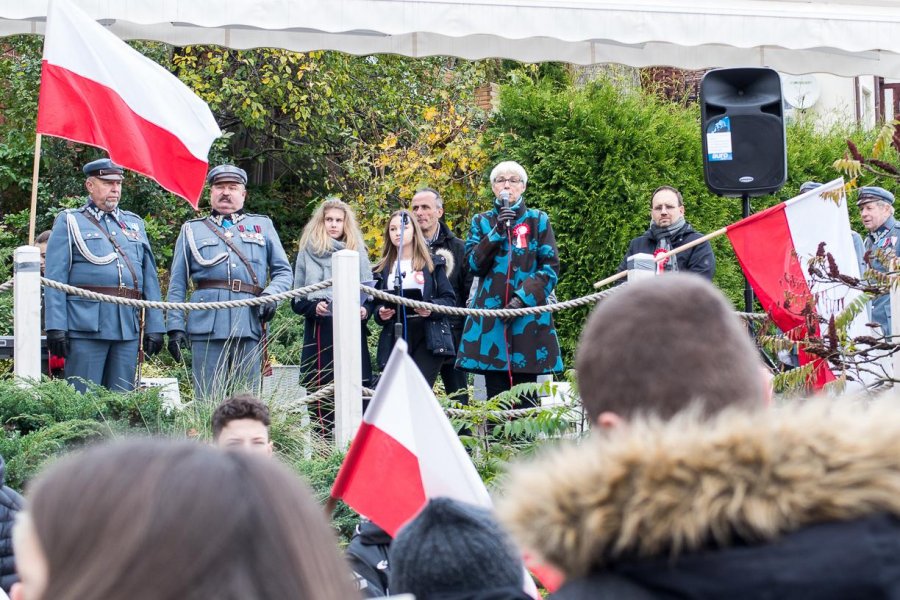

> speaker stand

[{"left": 742, "top": 193, "right": 755, "bottom": 313}]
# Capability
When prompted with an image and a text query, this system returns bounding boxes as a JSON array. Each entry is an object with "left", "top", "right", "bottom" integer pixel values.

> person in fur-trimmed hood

[{"left": 499, "top": 398, "right": 900, "bottom": 599}]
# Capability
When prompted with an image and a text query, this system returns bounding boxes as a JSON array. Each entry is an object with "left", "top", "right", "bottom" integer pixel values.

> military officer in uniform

[
  {"left": 44, "top": 158, "right": 165, "bottom": 392},
  {"left": 858, "top": 185, "right": 900, "bottom": 336},
  {"left": 166, "top": 164, "right": 293, "bottom": 401}
]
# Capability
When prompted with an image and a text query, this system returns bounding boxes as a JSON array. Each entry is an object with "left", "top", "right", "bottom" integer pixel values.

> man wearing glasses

[
  {"left": 456, "top": 161, "right": 562, "bottom": 404},
  {"left": 617, "top": 185, "right": 716, "bottom": 279}
]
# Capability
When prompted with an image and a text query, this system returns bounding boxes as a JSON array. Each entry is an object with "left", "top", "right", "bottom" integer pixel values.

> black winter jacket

[
  {"left": 346, "top": 520, "right": 392, "bottom": 598},
  {"left": 500, "top": 401, "right": 900, "bottom": 600},
  {"left": 373, "top": 255, "right": 457, "bottom": 369},
  {"left": 617, "top": 221, "right": 715, "bottom": 280},
  {"left": 427, "top": 222, "right": 473, "bottom": 332},
  {"left": 0, "top": 456, "right": 23, "bottom": 594}
]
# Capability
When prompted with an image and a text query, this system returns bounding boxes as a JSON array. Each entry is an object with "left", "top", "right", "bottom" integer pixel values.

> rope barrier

[
  {"left": 362, "top": 284, "right": 622, "bottom": 318},
  {"left": 281, "top": 383, "right": 334, "bottom": 413},
  {"left": 28, "top": 277, "right": 768, "bottom": 320},
  {"left": 38, "top": 278, "right": 333, "bottom": 310}
]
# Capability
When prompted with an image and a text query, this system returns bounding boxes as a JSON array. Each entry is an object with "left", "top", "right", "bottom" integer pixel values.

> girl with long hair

[
  {"left": 373, "top": 210, "right": 456, "bottom": 386},
  {"left": 292, "top": 198, "right": 373, "bottom": 436},
  {"left": 10, "top": 439, "right": 356, "bottom": 600}
]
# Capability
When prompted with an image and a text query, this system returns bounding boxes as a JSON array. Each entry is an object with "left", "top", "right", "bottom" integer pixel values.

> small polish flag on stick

[{"left": 330, "top": 339, "right": 546, "bottom": 596}]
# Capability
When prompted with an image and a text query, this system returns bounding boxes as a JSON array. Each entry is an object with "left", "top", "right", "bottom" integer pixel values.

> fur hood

[{"left": 497, "top": 399, "right": 900, "bottom": 580}]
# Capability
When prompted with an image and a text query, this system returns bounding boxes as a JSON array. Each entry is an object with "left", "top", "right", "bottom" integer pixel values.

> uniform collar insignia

[
  {"left": 85, "top": 202, "right": 120, "bottom": 223},
  {"left": 209, "top": 209, "right": 246, "bottom": 227}
]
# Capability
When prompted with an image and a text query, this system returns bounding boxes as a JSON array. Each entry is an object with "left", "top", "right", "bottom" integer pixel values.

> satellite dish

[{"left": 781, "top": 74, "right": 820, "bottom": 109}]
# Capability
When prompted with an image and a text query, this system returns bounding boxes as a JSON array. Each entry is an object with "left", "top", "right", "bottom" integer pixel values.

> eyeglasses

[{"left": 494, "top": 177, "right": 523, "bottom": 185}]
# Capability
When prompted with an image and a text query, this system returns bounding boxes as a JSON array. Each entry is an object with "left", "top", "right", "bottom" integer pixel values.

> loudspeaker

[{"left": 700, "top": 67, "right": 786, "bottom": 197}]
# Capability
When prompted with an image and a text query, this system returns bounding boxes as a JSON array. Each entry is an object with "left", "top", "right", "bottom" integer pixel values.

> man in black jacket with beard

[
  {"left": 411, "top": 188, "right": 473, "bottom": 403},
  {"left": 617, "top": 185, "right": 715, "bottom": 279}
]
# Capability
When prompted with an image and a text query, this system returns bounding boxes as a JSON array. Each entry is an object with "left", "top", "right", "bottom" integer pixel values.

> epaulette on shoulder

[
  {"left": 244, "top": 213, "right": 269, "bottom": 220},
  {"left": 120, "top": 209, "right": 140, "bottom": 218},
  {"left": 187, "top": 215, "right": 208, "bottom": 223}
]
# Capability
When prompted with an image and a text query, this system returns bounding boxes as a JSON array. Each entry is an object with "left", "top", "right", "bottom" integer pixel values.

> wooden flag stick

[
  {"left": 593, "top": 226, "right": 728, "bottom": 288},
  {"left": 28, "top": 133, "right": 42, "bottom": 245}
]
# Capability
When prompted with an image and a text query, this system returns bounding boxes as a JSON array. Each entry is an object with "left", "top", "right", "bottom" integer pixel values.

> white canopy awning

[{"left": 3, "top": 0, "right": 900, "bottom": 77}]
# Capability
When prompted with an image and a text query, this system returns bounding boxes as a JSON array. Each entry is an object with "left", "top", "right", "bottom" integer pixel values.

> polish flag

[
  {"left": 331, "top": 339, "right": 542, "bottom": 596},
  {"left": 37, "top": 0, "right": 221, "bottom": 207},
  {"left": 726, "top": 178, "right": 869, "bottom": 387}
]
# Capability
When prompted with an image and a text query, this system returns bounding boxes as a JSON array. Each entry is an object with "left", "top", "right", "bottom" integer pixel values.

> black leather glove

[
  {"left": 257, "top": 296, "right": 277, "bottom": 323},
  {"left": 46, "top": 329, "right": 69, "bottom": 359},
  {"left": 167, "top": 330, "right": 187, "bottom": 362},
  {"left": 502, "top": 296, "right": 526, "bottom": 323},
  {"left": 496, "top": 208, "right": 516, "bottom": 233},
  {"left": 143, "top": 333, "right": 163, "bottom": 357}
]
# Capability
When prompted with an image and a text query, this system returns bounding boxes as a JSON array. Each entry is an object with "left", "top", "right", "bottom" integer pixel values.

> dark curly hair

[{"left": 211, "top": 394, "right": 271, "bottom": 440}]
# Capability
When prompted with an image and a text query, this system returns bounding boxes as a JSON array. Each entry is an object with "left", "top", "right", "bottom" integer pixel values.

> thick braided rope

[
  {"left": 362, "top": 284, "right": 622, "bottom": 318},
  {"left": 39, "top": 278, "right": 333, "bottom": 310},
  {"left": 363, "top": 285, "right": 766, "bottom": 321},
  {"left": 281, "top": 383, "right": 334, "bottom": 412},
  {"left": 0, "top": 279, "right": 12, "bottom": 295},
  {"left": 361, "top": 385, "right": 578, "bottom": 417}
]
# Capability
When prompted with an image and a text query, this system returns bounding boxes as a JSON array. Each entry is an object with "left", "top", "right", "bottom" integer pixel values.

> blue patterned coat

[
  {"left": 44, "top": 201, "right": 164, "bottom": 340},
  {"left": 166, "top": 213, "right": 293, "bottom": 341},
  {"left": 456, "top": 197, "right": 562, "bottom": 374}
]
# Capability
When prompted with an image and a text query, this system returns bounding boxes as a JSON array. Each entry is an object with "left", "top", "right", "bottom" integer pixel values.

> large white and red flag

[
  {"left": 331, "top": 339, "right": 543, "bottom": 596},
  {"left": 726, "top": 178, "right": 869, "bottom": 388},
  {"left": 37, "top": 0, "right": 221, "bottom": 207}
]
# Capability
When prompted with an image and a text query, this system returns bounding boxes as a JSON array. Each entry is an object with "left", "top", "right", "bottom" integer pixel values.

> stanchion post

[
  {"left": 14, "top": 246, "right": 41, "bottom": 383},
  {"left": 332, "top": 249, "right": 363, "bottom": 448},
  {"left": 626, "top": 252, "right": 656, "bottom": 282}
]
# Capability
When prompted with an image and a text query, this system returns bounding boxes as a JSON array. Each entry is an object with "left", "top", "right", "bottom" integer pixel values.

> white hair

[{"left": 490, "top": 161, "right": 528, "bottom": 185}]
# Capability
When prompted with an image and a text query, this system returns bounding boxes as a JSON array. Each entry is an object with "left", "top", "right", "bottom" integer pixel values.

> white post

[
  {"left": 626, "top": 252, "right": 657, "bottom": 282},
  {"left": 14, "top": 246, "right": 41, "bottom": 383},
  {"left": 332, "top": 249, "right": 363, "bottom": 448}
]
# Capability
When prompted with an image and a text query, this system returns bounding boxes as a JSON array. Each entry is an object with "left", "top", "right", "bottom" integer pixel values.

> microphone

[{"left": 500, "top": 191, "right": 511, "bottom": 229}]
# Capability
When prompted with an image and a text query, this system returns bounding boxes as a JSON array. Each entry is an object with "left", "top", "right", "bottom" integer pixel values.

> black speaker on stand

[{"left": 700, "top": 67, "right": 787, "bottom": 312}]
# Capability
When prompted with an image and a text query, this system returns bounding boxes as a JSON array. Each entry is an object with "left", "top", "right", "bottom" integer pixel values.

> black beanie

[{"left": 389, "top": 497, "right": 525, "bottom": 599}]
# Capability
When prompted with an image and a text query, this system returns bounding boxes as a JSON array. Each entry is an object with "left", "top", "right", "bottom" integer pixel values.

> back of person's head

[
  {"left": 16, "top": 439, "right": 355, "bottom": 600},
  {"left": 389, "top": 497, "right": 528, "bottom": 599},
  {"left": 576, "top": 274, "right": 764, "bottom": 423}
]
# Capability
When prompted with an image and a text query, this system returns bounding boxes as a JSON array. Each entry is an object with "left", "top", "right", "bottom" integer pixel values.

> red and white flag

[
  {"left": 37, "top": 0, "right": 221, "bottom": 207},
  {"left": 726, "top": 178, "right": 869, "bottom": 387},
  {"left": 331, "top": 339, "right": 541, "bottom": 596}
]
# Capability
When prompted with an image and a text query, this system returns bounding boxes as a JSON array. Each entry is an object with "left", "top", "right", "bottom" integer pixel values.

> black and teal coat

[{"left": 456, "top": 196, "right": 562, "bottom": 375}]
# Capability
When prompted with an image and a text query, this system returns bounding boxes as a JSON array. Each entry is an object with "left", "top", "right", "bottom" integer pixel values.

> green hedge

[{"left": 483, "top": 78, "right": 872, "bottom": 360}]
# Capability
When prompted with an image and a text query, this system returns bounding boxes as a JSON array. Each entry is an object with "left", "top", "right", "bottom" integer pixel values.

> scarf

[{"left": 649, "top": 216, "right": 687, "bottom": 252}]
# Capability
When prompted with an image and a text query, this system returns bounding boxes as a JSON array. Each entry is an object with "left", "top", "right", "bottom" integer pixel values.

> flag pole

[
  {"left": 28, "top": 133, "right": 42, "bottom": 245},
  {"left": 593, "top": 226, "right": 728, "bottom": 288}
]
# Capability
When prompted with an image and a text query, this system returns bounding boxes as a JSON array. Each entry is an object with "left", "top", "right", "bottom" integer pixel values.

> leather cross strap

[
  {"left": 196, "top": 279, "right": 264, "bottom": 296},
  {"left": 81, "top": 212, "right": 141, "bottom": 292},
  {"left": 202, "top": 219, "right": 262, "bottom": 289}
]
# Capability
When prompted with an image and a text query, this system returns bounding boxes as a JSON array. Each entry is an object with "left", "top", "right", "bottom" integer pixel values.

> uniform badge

[
  {"left": 512, "top": 223, "right": 530, "bottom": 249},
  {"left": 414, "top": 271, "right": 425, "bottom": 284}
]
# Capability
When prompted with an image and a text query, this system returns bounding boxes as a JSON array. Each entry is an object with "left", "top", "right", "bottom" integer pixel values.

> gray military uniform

[
  {"left": 44, "top": 201, "right": 164, "bottom": 392},
  {"left": 166, "top": 211, "right": 293, "bottom": 400},
  {"left": 864, "top": 215, "right": 900, "bottom": 335}
]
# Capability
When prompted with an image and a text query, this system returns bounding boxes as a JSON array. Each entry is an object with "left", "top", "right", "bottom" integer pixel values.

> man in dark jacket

[
  {"left": 411, "top": 188, "right": 473, "bottom": 402},
  {"left": 618, "top": 186, "right": 715, "bottom": 279},
  {"left": 346, "top": 519, "right": 392, "bottom": 597}
]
